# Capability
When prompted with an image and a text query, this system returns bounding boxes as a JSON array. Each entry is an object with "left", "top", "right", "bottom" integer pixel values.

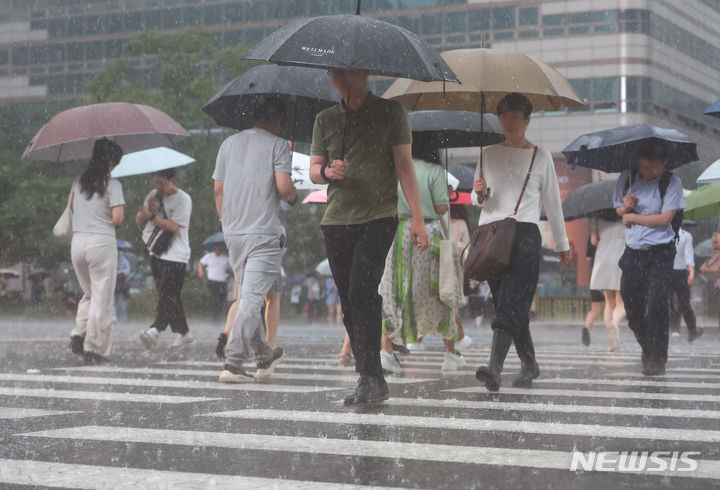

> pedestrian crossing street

[{"left": 1, "top": 341, "right": 720, "bottom": 488}]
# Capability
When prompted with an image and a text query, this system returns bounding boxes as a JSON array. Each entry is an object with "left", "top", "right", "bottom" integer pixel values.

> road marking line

[
  {"left": 0, "top": 407, "right": 81, "bottom": 419},
  {"left": 536, "top": 377, "right": 720, "bottom": 389},
  {"left": 445, "top": 386, "right": 720, "bottom": 402},
  {"left": 0, "top": 387, "right": 220, "bottom": 404}
]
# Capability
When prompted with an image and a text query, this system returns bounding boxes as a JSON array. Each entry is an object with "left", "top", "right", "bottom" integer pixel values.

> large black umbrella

[
  {"left": 202, "top": 65, "right": 340, "bottom": 143},
  {"left": 704, "top": 97, "right": 720, "bottom": 118},
  {"left": 561, "top": 180, "right": 618, "bottom": 221},
  {"left": 244, "top": 5, "right": 458, "bottom": 84},
  {"left": 409, "top": 111, "right": 504, "bottom": 149},
  {"left": 562, "top": 124, "right": 698, "bottom": 173},
  {"left": 446, "top": 163, "right": 476, "bottom": 193}
]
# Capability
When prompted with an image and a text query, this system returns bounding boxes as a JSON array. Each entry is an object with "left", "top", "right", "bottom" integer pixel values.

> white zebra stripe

[
  {"left": 0, "top": 373, "right": 340, "bottom": 393},
  {"left": 0, "top": 458, "right": 395, "bottom": 489},
  {"left": 0, "top": 407, "right": 81, "bottom": 419},
  {"left": 444, "top": 386, "right": 720, "bottom": 403},
  {"left": 0, "top": 387, "right": 220, "bottom": 404},
  {"left": 202, "top": 408, "right": 720, "bottom": 442},
  {"left": 18, "top": 426, "right": 720, "bottom": 479},
  {"left": 536, "top": 377, "right": 720, "bottom": 390}
]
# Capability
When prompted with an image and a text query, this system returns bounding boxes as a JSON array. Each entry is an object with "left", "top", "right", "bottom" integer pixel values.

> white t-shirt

[
  {"left": 142, "top": 189, "right": 192, "bottom": 264},
  {"left": 72, "top": 178, "right": 125, "bottom": 236},
  {"left": 471, "top": 144, "right": 569, "bottom": 252},
  {"left": 200, "top": 252, "right": 230, "bottom": 282},
  {"left": 213, "top": 128, "right": 292, "bottom": 236},
  {"left": 673, "top": 228, "right": 694, "bottom": 270}
]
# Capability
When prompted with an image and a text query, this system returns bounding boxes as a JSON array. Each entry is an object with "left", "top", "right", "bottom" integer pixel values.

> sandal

[
  {"left": 607, "top": 323, "right": 621, "bottom": 352},
  {"left": 338, "top": 353, "right": 354, "bottom": 366}
]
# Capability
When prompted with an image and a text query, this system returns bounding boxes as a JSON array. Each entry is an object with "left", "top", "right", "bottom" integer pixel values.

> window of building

[
  {"left": 86, "top": 42, "right": 103, "bottom": 60},
  {"left": 85, "top": 16, "right": 101, "bottom": 34},
  {"left": 47, "top": 19, "right": 67, "bottom": 38},
  {"left": 30, "top": 19, "right": 47, "bottom": 31},
  {"left": 164, "top": 8, "right": 183, "bottom": 28},
  {"left": 286, "top": 0, "right": 308, "bottom": 17},
  {"left": 205, "top": 5, "right": 223, "bottom": 24},
  {"left": 247, "top": 1, "right": 265, "bottom": 21},
  {"left": 310, "top": 0, "right": 328, "bottom": 15},
  {"left": 493, "top": 31, "right": 514, "bottom": 40},
  {"left": 445, "top": 11, "right": 466, "bottom": 33},
  {"left": 446, "top": 35, "right": 465, "bottom": 44},
  {"left": 593, "top": 77, "right": 618, "bottom": 111},
  {"left": 266, "top": 0, "right": 283, "bottom": 19},
  {"left": 30, "top": 46, "right": 47, "bottom": 64},
  {"left": 104, "top": 14, "right": 122, "bottom": 33},
  {"left": 124, "top": 12, "right": 142, "bottom": 32},
  {"left": 185, "top": 7, "right": 202, "bottom": 25},
  {"left": 468, "top": 9, "right": 490, "bottom": 31},
  {"left": 0, "top": 50, "right": 8, "bottom": 65},
  {"left": 594, "top": 24, "right": 616, "bottom": 33},
  {"left": 518, "top": 30, "right": 539, "bottom": 38},
  {"left": 492, "top": 7, "right": 515, "bottom": 29},
  {"left": 395, "top": 15, "right": 420, "bottom": 33},
  {"left": 543, "top": 28, "right": 564, "bottom": 37},
  {"left": 542, "top": 14, "right": 565, "bottom": 26},
  {"left": 226, "top": 4, "right": 244, "bottom": 23},
  {"left": 569, "top": 78, "right": 590, "bottom": 111},
  {"left": 12, "top": 47, "right": 30, "bottom": 65},
  {"left": 67, "top": 42, "right": 84, "bottom": 62},
  {"left": 569, "top": 25, "right": 589, "bottom": 35},
  {"left": 144, "top": 10, "right": 162, "bottom": 30},
  {"left": 421, "top": 14, "right": 442, "bottom": 34},
  {"left": 519, "top": 7, "right": 538, "bottom": 26},
  {"left": 48, "top": 45, "right": 65, "bottom": 63},
  {"left": 245, "top": 28, "right": 266, "bottom": 45},
  {"left": 329, "top": 0, "right": 354, "bottom": 13},
  {"left": 68, "top": 17, "right": 84, "bottom": 36},
  {"left": 225, "top": 30, "right": 244, "bottom": 45},
  {"left": 48, "top": 75, "right": 65, "bottom": 94},
  {"left": 105, "top": 40, "right": 123, "bottom": 58}
]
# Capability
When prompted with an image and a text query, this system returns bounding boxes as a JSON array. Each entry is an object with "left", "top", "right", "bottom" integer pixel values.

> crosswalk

[{"left": 1, "top": 339, "right": 719, "bottom": 488}]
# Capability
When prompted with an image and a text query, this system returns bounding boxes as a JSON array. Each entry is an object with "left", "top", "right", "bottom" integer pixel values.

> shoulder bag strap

[{"left": 513, "top": 146, "right": 538, "bottom": 216}]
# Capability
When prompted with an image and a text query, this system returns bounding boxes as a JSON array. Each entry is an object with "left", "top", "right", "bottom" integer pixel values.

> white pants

[{"left": 70, "top": 233, "right": 117, "bottom": 357}]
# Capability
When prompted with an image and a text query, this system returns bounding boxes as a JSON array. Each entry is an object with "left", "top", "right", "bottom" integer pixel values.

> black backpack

[{"left": 623, "top": 169, "right": 683, "bottom": 241}]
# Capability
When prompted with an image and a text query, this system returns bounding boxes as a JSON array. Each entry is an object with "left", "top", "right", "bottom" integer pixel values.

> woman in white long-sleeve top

[
  {"left": 69, "top": 138, "right": 125, "bottom": 364},
  {"left": 471, "top": 93, "right": 571, "bottom": 392}
]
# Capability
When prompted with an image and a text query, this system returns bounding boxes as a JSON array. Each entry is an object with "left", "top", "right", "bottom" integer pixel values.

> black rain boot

[
  {"left": 475, "top": 329, "right": 513, "bottom": 392},
  {"left": 512, "top": 325, "right": 540, "bottom": 388}
]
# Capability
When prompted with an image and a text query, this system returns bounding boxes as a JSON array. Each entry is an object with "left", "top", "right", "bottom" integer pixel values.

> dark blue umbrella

[
  {"left": 561, "top": 179, "right": 618, "bottom": 221},
  {"left": 116, "top": 239, "right": 134, "bottom": 251},
  {"left": 203, "top": 232, "right": 225, "bottom": 248},
  {"left": 562, "top": 124, "right": 698, "bottom": 173},
  {"left": 409, "top": 111, "right": 503, "bottom": 149},
  {"left": 704, "top": 98, "right": 720, "bottom": 118}
]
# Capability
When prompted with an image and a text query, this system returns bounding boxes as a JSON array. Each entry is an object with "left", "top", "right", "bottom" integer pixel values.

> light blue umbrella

[
  {"left": 203, "top": 232, "right": 225, "bottom": 248},
  {"left": 116, "top": 239, "right": 134, "bottom": 251},
  {"left": 111, "top": 146, "right": 195, "bottom": 178},
  {"left": 697, "top": 158, "right": 720, "bottom": 185}
]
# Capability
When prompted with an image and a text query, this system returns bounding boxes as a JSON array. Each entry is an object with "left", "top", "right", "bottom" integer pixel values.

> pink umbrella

[
  {"left": 22, "top": 102, "right": 190, "bottom": 162},
  {"left": 302, "top": 189, "right": 327, "bottom": 204}
]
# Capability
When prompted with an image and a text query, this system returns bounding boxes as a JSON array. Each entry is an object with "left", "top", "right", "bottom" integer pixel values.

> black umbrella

[
  {"left": 704, "top": 97, "right": 720, "bottom": 118},
  {"left": 409, "top": 111, "right": 504, "bottom": 149},
  {"left": 202, "top": 65, "right": 340, "bottom": 143},
  {"left": 244, "top": 4, "right": 458, "bottom": 84},
  {"left": 446, "top": 163, "right": 476, "bottom": 193},
  {"left": 561, "top": 180, "right": 618, "bottom": 221},
  {"left": 562, "top": 124, "right": 698, "bottom": 173}
]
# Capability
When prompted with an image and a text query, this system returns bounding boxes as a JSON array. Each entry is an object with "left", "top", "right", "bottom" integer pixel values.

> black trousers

[
  {"left": 207, "top": 280, "right": 227, "bottom": 322},
  {"left": 619, "top": 242, "right": 675, "bottom": 366},
  {"left": 669, "top": 269, "right": 697, "bottom": 333},
  {"left": 150, "top": 256, "right": 189, "bottom": 334},
  {"left": 488, "top": 222, "right": 542, "bottom": 338},
  {"left": 322, "top": 216, "right": 397, "bottom": 377}
]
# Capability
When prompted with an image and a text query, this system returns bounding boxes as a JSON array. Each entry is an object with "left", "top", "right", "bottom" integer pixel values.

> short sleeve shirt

[
  {"left": 72, "top": 178, "right": 125, "bottom": 236},
  {"left": 397, "top": 159, "right": 448, "bottom": 220},
  {"left": 310, "top": 92, "right": 412, "bottom": 226},
  {"left": 613, "top": 170, "right": 685, "bottom": 249},
  {"left": 141, "top": 189, "right": 192, "bottom": 264},
  {"left": 213, "top": 129, "right": 292, "bottom": 236},
  {"left": 200, "top": 252, "right": 230, "bottom": 282}
]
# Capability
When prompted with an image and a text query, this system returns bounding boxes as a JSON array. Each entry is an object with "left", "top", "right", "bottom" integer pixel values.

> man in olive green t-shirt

[{"left": 310, "top": 68, "right": 428, "bottom": 405}]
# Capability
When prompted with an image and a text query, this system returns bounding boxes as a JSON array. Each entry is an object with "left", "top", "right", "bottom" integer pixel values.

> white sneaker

[
  {"left": 441, "top": 351, "right": 461, "bottom": 372},
  {"left": 671, "top": 331, "right": 681, "bottom": 337},
  {"left": 139, "top": 327, "right": 159, "bottom": 350},
  {"left": 456, "top": 335, "right": 473, "bottom": 349},
  {"left": 171, "top": 332, "right": 194, "bottom": 349},
  {"left": 406, "top": 342, "right": 425, "bottom": 352},
  {"left": 454, "top": 351, "right": 467, "bottom": 369},
  {"left": 219, "top": 365, "right": 255, "bottom": 383},
  {"left": 380, "top": 350, "right": 403, "bottom": 373}
]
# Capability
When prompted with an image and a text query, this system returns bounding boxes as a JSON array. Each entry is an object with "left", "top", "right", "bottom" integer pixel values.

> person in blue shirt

[
  {"left": 114, "top": 251, "right": 131, "bottom": 323},
  {"left": 614, "top": 140, "right": 685, "bottom": 376}
]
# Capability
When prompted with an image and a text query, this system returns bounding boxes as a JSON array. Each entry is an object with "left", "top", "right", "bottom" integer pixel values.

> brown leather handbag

[{"left": 462, "top": 146, "right": 538, "bottom": 282}]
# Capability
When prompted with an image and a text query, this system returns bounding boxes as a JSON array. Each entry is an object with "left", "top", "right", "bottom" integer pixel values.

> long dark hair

[
  {"left": 79, "top": 138, "right": 123, "bottom": 199},
  {"left": 411, "top": 140, "right": 441, "bottom": 165}
]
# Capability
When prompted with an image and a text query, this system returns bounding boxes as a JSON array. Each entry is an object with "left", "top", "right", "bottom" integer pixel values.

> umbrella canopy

[
  {"left": 0, "top": 268, "right": 20, "bottom": 279},
  {"left": 562, "top": 124, "right": 698, "bottom": 173},
  {"left": 291, "top": 152, "right": 325, "bottom": 191},
  {"left": 22, "top": 103, "right": 190, "bottom": 162},
  {"left": 561, "top": 180, "right": 618, "bottom": 221},
  {"left": 384, "top": 48, "right": 584, "bottom": 112},
  {"left": 703, "top": 98, "right": 720, "bottom": 118},
  {"left": 684, "top": 183, "right": 720, "bottom": 220},
  {"left": 111, "top": 147, "right": 195, "bottom": 178},
  {"left": 696, "top": 158, "right": 720, "bottom": 185},
  {"left": 447, "top": 163, "right": 475, "bottom": 193},
  {"left": 203, "top": 232, "right": 226, "bottom": 248},
  {"left": 695, "top": 238, "right": 716, "bottom": 258},
  {"left": 303, "top": 189, "right": 327, "bottom": 204},
  {"left": 315, "top": 258, "right": 332, "bottom": 276},
  {"left": 116, "top": 239, "right": 134, "bottom": 251},
  {"left": 244, "top": 12, "right": 458, "bottom": 83},
  {"left": 29, "top": 269, "right": 50, "bottom": 278},
  {"left": 202, "top": 65, "right": 340, "bottom": 143},
  {"left": 409, "top": 111, "right": 504, "bottom": 148}
]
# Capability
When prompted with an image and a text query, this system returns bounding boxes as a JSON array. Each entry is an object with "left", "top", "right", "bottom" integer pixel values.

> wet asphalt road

[{"left": 0, "top": 317, "right": 719, "bottom": 489}]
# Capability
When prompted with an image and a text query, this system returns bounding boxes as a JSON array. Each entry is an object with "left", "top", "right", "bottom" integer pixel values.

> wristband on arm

[{"left": 320, "top": 164, "right": 337, "bottom": 184}]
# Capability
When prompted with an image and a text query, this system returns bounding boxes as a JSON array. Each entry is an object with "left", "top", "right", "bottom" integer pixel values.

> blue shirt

[
  {"left": 613, "top": 170, "right": 685, "bottom": 249},
  {"left": 117, "top": 254, "right": 131, "bottom": 276}
]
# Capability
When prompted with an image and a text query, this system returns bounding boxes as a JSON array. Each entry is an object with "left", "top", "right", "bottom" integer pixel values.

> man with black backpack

[{"left": 614, "top": 140, "right": 685, "bottom": 376}]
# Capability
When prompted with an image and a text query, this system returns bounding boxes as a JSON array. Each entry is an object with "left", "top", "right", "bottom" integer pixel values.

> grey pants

[{"left": 224, "top": 233, "right": 282, "bottom": 368}]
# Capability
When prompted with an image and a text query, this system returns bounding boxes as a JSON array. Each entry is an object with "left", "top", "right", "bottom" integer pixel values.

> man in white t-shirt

[
  {"left": 199, "top": 243, "right": 230, "bottom": 322},
  {"left": 213, "top": 98, "right": 296, "bottom": 383},
  {"left": 136, "top": 168, "right": 193, "bottom": 350}
]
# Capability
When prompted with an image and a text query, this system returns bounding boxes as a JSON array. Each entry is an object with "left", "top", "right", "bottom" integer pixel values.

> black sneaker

[
  {"left": 83, "top": 351, "right": 107, "bottom": 365},
  {"left": 344, "top": 375, "right": 389, "bottom": 405},
  {"left": 219, "top": 363, "right": 254, "bottom": 383},
  {"left": 69, "top": 335, "right": 84, "bottom": 356},
  {"left": 688, "top": 328, "right": 704, "bottom": 343},
  {"left": 215, "top": 333, "right": 228, "bottom": 359},
  {"left": 256, "top": 348, "right": 285, "bottom": 379},
  {"left": 642, "top": 360, "right": 666, "bottom": 376},
  {"left": 581, "top": 327, "right": 590, "bottom": 346}
]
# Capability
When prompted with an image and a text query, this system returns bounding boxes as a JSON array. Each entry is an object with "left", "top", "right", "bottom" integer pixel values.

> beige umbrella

[{"left": 383, "top": 48, "right": 585, "bottom": 113}]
